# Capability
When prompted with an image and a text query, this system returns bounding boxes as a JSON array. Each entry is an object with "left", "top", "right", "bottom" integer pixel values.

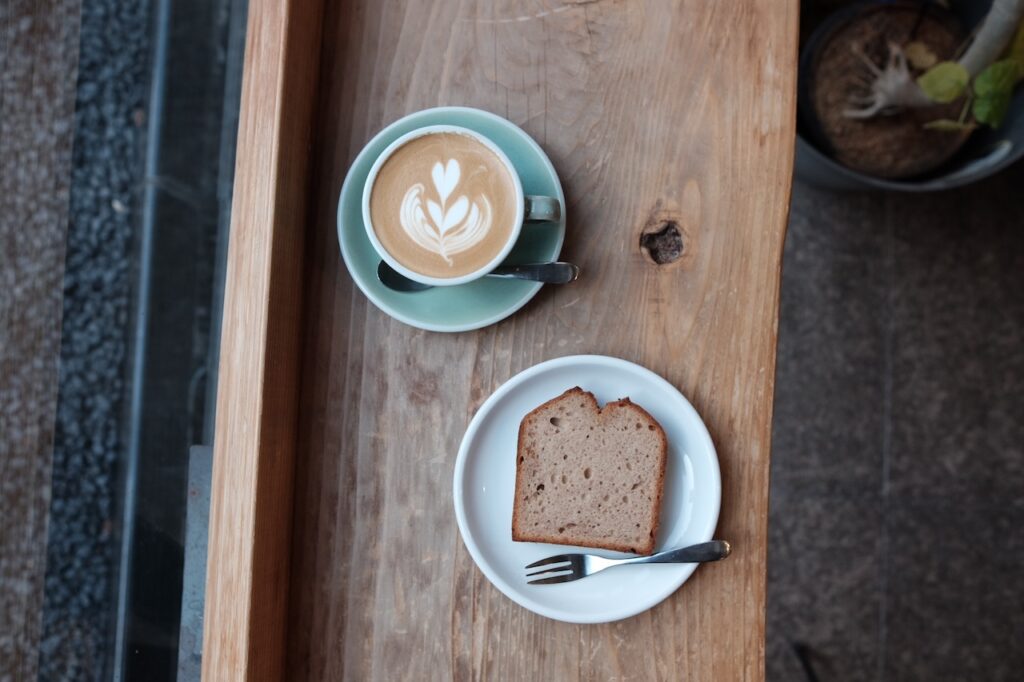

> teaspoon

[{"left": 377, "top": 261, "right": 580, "bottom": 292}]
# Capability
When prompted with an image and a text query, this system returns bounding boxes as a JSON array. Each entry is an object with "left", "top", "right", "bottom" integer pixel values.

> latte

[{"left": 368, "top": 131, "right": 519, "bottom": 280}]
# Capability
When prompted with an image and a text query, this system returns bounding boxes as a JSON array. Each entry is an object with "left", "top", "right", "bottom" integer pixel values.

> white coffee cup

[{"left": 362, "top": 124, "right": 560, "bottom": 287}]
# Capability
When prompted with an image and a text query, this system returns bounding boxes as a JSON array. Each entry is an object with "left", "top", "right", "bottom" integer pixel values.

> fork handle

[{"left": 625, "top": 540, "right": 731, "bottom": 564}]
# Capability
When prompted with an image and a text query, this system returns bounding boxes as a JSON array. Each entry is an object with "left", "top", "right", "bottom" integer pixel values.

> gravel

[{"left": 38, "top": 0, "right": 150, "bottom": 679}]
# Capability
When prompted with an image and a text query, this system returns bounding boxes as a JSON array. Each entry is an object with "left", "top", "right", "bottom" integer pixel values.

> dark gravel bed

[{"left": 38, "top": 0, "right": 150, "bottom": 679}]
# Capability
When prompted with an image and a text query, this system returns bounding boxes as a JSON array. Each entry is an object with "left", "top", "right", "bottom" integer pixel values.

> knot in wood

[{"left": 639, "top": 221, "right": 683, "bottom": 265}]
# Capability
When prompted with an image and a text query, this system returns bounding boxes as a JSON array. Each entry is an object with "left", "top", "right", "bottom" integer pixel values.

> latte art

[
  {"left": 368, "top": 131, "right": 519, "bottom": 280},
  {"left": 399, "top": 158, "right": 493, "bottom": 264}
]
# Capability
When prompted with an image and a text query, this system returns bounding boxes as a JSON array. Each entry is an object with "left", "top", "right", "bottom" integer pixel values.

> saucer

[
  {"left": 452, "top": 355, "right": 722, "bottom": 623},
  {"left": 338, "top": 107, "right": 566, "bottom": 332}
]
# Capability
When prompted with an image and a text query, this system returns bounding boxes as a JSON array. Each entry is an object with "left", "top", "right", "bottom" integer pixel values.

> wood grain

[
  {"left": 201, "top": 0, "right": 324, "bottom": 678},
  {"left": 283, "top": 1, "right": 797, "bottom": 680},
  {"left": 0, "top": 0, "right": 81, "bottom": 678}
]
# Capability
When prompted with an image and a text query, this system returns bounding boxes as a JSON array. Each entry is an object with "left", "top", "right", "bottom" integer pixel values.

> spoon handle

[{"left": 489, "top": 262, "right": 579, "bottom": 283}]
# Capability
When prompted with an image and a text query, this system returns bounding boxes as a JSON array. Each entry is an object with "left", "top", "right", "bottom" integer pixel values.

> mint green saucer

[{"left": 338, "top": 107, "right": 566, "bottom": 332}]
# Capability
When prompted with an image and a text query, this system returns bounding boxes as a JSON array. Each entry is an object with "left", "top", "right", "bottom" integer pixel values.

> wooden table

[{"left": 204, "top": 1, "right": 797, "bottom": 679}]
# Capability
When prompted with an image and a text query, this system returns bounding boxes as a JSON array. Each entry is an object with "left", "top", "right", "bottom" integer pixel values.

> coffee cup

[{"left": 362, "top": 124, "right": 560, "bottom": 287}]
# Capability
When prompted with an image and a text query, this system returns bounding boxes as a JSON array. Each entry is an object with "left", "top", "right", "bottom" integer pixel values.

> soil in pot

[{"left": 806, "top": 3, "right": 970, "bottom": 179}]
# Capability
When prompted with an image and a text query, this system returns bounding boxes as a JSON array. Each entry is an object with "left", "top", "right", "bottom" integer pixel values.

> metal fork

[{"left": 525, "top": 540, "right": 731, "bottom": 585}]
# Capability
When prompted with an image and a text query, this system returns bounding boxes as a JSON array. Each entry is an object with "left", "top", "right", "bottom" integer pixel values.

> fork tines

[
  {"left": 525, "top": 555, "right": 572, "bottom": 570},
  {"left": 527, "top": 572, "right": 577, "bottom": 585},
  {"left": 525, "top": 554, "right": 581, "bottom": 584}
]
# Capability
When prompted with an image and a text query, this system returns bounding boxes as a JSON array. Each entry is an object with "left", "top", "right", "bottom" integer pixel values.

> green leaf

[
  {"left": 923, "top": 119, "right": 977, "bottom": 132},
  {"left": 973, "top": 60, "right": 1018, "bottom": 127},
  {"left": 975, "top": 60, "right": 1019, "bottom": 95},
  {"left": 1007, "top": 21, "right": 1024, "bottom": 80},
  {"left": 917, "top": 61, "right": 969, "bottom": 103},
  {"left": 973, "top": 93, "right": 1012, "bottom": 127}
]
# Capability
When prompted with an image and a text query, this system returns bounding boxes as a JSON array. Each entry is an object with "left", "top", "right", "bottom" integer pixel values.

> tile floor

[{"left": 767, "top": 163, "right": 1024, "bottom": 681}]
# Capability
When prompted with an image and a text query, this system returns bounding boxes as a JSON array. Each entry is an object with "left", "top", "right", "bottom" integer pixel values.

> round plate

[
  {"left": 338, "top": 107, "right": 566, "bottom": 332},
  {"left": 453, "top": 355, "right": 722, "bottom": 623}
]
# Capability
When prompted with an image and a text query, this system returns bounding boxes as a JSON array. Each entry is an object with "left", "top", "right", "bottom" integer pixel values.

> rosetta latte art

[{"left": 399, "top": 158, "right": 493, "bottom": 265}]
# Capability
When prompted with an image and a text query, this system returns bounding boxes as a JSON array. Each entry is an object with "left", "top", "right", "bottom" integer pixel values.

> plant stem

[
  {"left": 957, "top": 95, "right": 971, "bottom": 124},
  {"left": 959, "top": 0, "right": 1024, "bottom": 76}
]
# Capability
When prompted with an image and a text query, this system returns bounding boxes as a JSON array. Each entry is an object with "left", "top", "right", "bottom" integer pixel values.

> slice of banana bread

[{"left": 511, "top": 387, "right": 667, "bottom": 555}]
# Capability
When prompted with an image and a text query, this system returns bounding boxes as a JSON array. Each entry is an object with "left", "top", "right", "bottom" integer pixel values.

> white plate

[{"left": 452, "top": 355, "right": 721, "bottom": 623}]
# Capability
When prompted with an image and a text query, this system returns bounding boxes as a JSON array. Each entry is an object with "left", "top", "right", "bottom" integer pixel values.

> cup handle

[{"left": 524, "top": 195, "right": 561, "bottom": 223}]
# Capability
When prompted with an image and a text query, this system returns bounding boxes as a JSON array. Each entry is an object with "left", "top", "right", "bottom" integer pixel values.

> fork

[{"left": 525, "top": 540, "right": 731, "bottom": 585}]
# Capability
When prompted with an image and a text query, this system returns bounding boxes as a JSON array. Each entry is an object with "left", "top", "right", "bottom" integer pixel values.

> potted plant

[{"left": 796, "top": 0, "right": 1024, "bottom": 190}]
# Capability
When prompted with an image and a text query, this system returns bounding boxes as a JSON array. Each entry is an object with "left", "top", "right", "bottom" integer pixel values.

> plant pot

[{"left": 795, "top": 0, "right": 1024, "bottom": 191}]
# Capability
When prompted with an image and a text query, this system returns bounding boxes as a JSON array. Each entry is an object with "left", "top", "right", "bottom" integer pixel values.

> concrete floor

[{"left": 767, "top": 166, "right": 1024, "bottom": 681}]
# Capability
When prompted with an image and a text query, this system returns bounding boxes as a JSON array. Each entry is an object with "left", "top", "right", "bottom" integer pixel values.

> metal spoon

[{"left": 377, "top": 261, "right": 580, "bottom": 292}]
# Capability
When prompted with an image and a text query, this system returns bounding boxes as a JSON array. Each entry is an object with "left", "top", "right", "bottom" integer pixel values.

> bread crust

[{"left": 511, "top": 387, "right": 668, "bottom": 555}]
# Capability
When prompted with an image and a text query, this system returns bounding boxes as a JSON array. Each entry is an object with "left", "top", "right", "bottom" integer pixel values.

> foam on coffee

[{"left": 369, "top": 131, "right": 518, "bottom": 279}]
